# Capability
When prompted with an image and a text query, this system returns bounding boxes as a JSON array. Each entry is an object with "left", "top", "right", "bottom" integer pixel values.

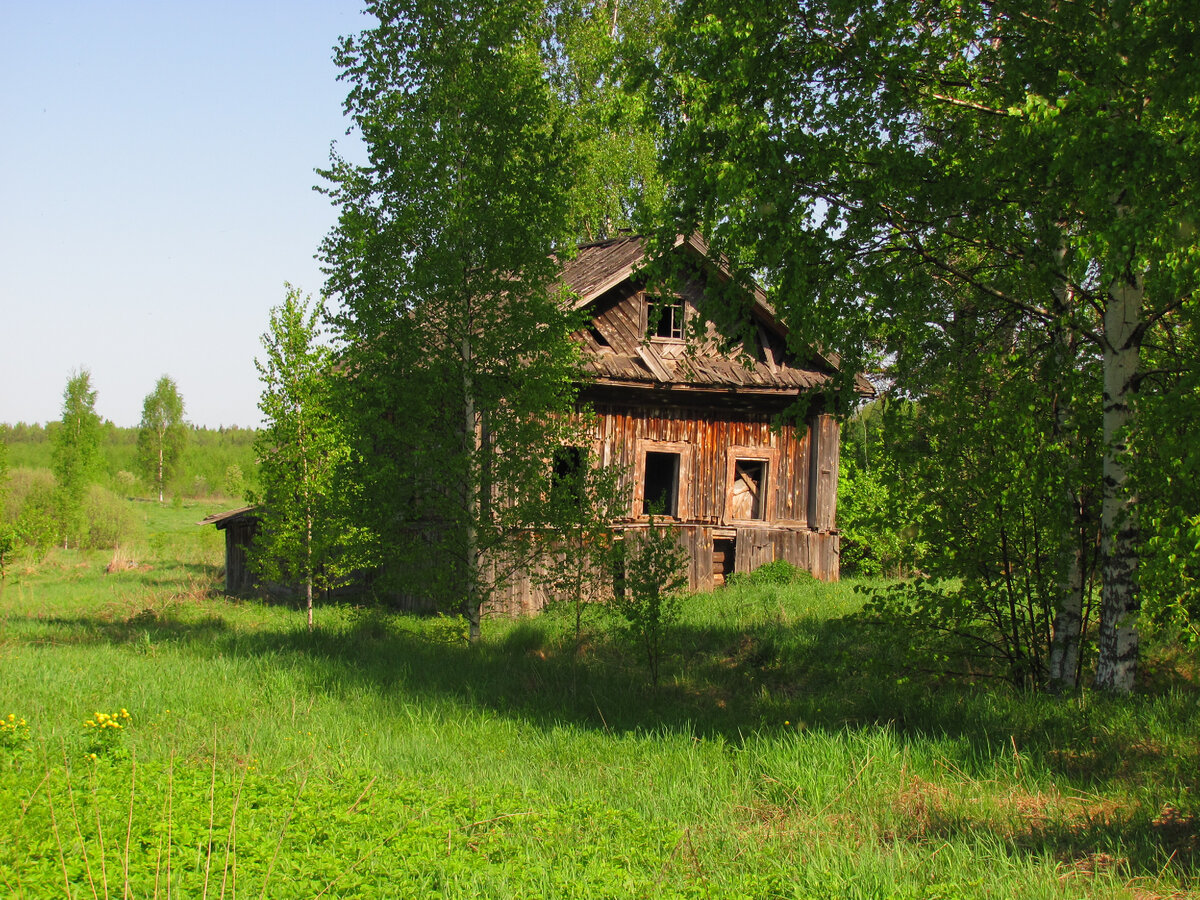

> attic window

[
  {"left": 647, "top": 296, "right": 684, "bottom": 341},
  {"left": 588, "top": 326, "right": 610, "bottom": 348}
]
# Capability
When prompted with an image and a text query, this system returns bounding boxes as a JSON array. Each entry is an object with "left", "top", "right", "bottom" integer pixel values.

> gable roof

[{"left": 560, "top": 234, "right": 872, "bottom": 398}]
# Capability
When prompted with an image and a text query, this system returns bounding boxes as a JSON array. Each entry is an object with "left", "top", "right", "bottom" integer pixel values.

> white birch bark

[{"left": 1093, "top": 270, "right": 1143, "bottom": 694}]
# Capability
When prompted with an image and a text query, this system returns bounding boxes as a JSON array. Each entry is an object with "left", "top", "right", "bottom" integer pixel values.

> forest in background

[{"left": 0, "top": 420, "right": 256, "bottom": 559}]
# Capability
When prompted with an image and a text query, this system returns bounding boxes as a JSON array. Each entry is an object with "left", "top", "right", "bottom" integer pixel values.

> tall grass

[{"left": 0, "top": 500, "right": 1196, "bottom": 897}]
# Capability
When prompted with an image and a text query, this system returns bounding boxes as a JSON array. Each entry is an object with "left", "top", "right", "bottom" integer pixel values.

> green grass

[{"left": 1, "top": 501, "right": 1197, "bottom": 898}]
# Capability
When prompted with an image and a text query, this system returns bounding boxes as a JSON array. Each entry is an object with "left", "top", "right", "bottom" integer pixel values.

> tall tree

[
  {"left": 654, "top": 0, "right": 1199, "bottom": 692},
  {"left": 253, "top": 286, "right": 354, "bottom": 631},
  {"left": 0, "top": 436, "right": 13, "bottom": 577},
  {"left": 542, "top": 0, "right": 671, "bottom": 241},
  {"left": 51, "top": 369, "right": 102, "bottom": 548},
  {"left": 137, "top": 375, "right": 187, "bottom": 503},
  {"left": 321, "top": 0, "right": 588, "bottom": 641}
]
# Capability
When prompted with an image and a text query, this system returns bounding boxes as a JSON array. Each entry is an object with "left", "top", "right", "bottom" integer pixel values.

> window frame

[
  {"left": 723, "top": 445, "right": 777, "bottom": 525},
  {"left": 633, "top": 439, "right": 692, "bottom": 520},
  {"left": 644, "top": 292, "right": 686, "bottom": 343}
]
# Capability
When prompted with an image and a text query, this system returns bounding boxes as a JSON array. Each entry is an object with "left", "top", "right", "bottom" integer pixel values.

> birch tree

[
  {"left": 655, "top": 0, "right": 1199, "bottom": 692},
  {"left": 51, "top": 369, "right": 102, "bottom": 547},
  {"left": 321, "top": 0, "right": 592, "bottom": 642},
  {"left": 253, "top": 286, "right": 353, "bottom": 631},
  {"left": 136, "top": 376, "right": 187, "bottom": 503}
]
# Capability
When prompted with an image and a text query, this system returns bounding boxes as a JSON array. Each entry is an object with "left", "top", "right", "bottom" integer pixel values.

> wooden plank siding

[
  {"left": 588, "top": 403, "right": 832, "bottom": 532},
  {"left": 482, "top": 405, "right": 840, "bottom": 618}
]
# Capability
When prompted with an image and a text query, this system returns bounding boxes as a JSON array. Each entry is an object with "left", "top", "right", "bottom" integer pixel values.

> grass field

[{"left": 1, "top": 501, "right": 1196, "bottom": 898}]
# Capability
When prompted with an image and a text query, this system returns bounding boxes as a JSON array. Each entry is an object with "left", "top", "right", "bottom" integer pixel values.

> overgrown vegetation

[{"left": 1, "top": 498, "right": 1197, "bottom": 897}]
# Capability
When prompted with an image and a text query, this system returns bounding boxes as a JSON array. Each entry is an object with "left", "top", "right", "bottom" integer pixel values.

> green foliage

[
  {"left": 837, "top": 402, "right": 929, "bottom": 578},
  {"left": 253, "top": 286, "right": 359, "bottom": 629},
  {"left": 543, "top": 0, "right": 670, "bottom": 241},
  {"left": 610, "top": 517, "right": 689, "bottom": 686},
  {"left": 81, "top": 484, "right": 138, "bottom": 550},
  {"left": 1136, "top": 296, "right": 1200, "bottom": 643},
  {"left": 222, "top": 463, "right": 245, "bottom": 502},
  {"left": 10, "top": 468, "right": 58, "bottom": 557},
  {"left": 51, "top": 369, "right": 102, "bottom": 546},
  {"left": 538, "top": 442, "right": 628, "bottom": 645},
  {"left": 654, "top": 0, "right": 1200, "bottom": 693},
  {"left": 323, "top": 0, "right": 593, "bottom": 639},
  {"left": 136, "top": 374, "right": 187, "bottom": 502},
  {"left": 859, "top": 343, "right": 1102, "bottom": 690},
  {"left": 726, "top": 558, "right": 811, "bottom": 588}
]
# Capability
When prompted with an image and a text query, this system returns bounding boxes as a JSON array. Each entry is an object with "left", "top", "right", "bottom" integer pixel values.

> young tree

[
  {"left": 137, "top": 375, "right": 187, "bottom": 503},
  {"left": 253, "top": 286, "right": 354, "bottom": 631},
  {"left": 51, "top": 369, "right": 102, "bottom": 548},
  {"left": 654, "top": 0, "right": 1199, "bottom": 692},
  {"left": 538, "top": 441, "right": 628, "bottom": 646},
  {"left": 0, "top": 437, "right": 13, "bottom": 577},
  {"left": 321, "top": 0, "right": 589, "bottom": 641},
  {"left": 611, "top": 516, "right": 689, "bottom": 687}
]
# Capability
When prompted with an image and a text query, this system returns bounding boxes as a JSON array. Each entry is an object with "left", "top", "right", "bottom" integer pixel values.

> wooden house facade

[{"left": 493, "top": 234, "right": 865, "bottom": 612}]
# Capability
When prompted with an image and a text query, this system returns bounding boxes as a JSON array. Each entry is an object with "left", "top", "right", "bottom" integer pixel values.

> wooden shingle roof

[{"left": 560, "top": 234, "right": 870, "bottom": 397}]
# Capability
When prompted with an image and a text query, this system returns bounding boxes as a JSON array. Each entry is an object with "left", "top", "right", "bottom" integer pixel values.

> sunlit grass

[{"left": 0, "top": 500, "right": 1196, "bottom": 897}]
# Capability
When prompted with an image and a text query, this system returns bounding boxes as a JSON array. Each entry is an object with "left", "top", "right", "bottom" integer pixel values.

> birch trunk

[
  {"left": 1093, "top": 270, "right": 1143, "bottom": 694},
  {"left": 1046, "top": 264, "right": 1085, "bottom": 691},
  {"left": 461, "top": 329, "right": 482, "bottom": 644}
]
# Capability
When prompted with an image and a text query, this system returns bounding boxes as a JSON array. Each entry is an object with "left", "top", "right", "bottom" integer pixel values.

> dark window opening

[
  {"left": 648, "top": 296, "right": 684, "bottom": 341},
  {"left": 552, "top": 446, "right": 585, "bottom": 502},
  {"left": 642, "top": 451, "right": 680, "bottom": 516},
  {"left": 588, "top": 326, "right": 610, "bottom": 348},
  {"left": 731, "top": 459, "right": 767, "bottom": 520}
]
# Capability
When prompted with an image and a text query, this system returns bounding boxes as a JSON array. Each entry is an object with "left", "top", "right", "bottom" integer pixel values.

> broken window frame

[
  {"left": 644, "top": 293, "right": 686, "bottom": 342},
  {"left": 723, "top": 445, "right": 777, "bottom": 525}
]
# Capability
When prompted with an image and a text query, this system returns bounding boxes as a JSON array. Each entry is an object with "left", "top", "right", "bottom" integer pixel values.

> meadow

[{"left": 0, "top": 500, "right": 1196, "bottom": 898}]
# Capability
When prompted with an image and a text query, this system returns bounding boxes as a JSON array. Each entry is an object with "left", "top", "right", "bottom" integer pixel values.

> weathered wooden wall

[
  {"left": 221, "top": 517, "right": 258, "bottom": 595},
  {"left": 589, "top": 403, "right": 838, "bottom": 532}
]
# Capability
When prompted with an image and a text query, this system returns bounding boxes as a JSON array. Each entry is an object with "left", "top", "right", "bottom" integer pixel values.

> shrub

[
  {"left": 223, "top": 463, "right": 245, "bottom": 501},
  {"left": 610, "top": 519, "right": 689, "bottom": 686},
  {"left": 114, "top": 469, "right": 139, "bottom": 496},
  {"left": 10, "top": 468, "right": 58, "bottom": 554},
  {"left": 726, "top": 559, "right": 811, "bottom": 587},
  {"left": 83, "top": 484, "right": 137, "bottom": 549}
]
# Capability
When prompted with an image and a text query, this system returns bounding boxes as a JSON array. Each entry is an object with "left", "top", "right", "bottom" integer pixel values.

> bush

[
  {"left": 726, "top": 559, "right": 811, "bottom": 587},
  {"left": 114, "top": 470, "right": 139, "bottom": 497},
  {"left": 610, "top": 519, "right": 689, "bottom": 686},
  {"left": 83, "top": 485, "right": 138, "bottom": 550},
  {"left": 10, "top": 468, "right": 58, "bottom": 554}
]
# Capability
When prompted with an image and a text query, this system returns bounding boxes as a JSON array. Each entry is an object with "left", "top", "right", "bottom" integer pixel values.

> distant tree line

[{"left": 0, "top": 371, "right": 259, "bottom": 564}]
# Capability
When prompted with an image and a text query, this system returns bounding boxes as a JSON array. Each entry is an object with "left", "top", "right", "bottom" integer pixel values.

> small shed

[{"left": 198, "top": 506, "right": 259, "bottom": 595}]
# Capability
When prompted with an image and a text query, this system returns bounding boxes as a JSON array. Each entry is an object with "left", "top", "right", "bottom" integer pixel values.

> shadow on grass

[{"left": 7, "top": 588, "right": 1198, "bottom": 882}]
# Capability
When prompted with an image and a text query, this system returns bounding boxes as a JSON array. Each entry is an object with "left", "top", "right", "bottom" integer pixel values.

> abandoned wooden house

[
  {"left": 202, "top": 235, "right": 864, "bottom": 609},
  {"left": 495, "top": 233, "right": 869, "bottom": 612}
]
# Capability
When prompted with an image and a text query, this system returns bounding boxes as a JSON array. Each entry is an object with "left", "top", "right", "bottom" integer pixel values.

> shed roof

[{"left": 198, "top": 506, "right": 258, "bottom": 529}]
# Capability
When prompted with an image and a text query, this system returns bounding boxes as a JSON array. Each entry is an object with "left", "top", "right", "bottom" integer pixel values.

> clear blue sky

[{"left": 1, "top": 1, "right": 368, "bottom": 428}]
